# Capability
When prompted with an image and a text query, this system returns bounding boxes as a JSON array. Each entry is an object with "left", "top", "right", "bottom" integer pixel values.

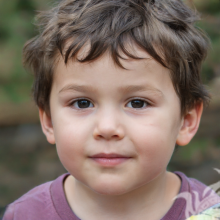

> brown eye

[
  {"left": 73, "top": 99, "right": 93, "bottom": 109},
  {"left": 127, "top": 99, "right": 148, "bottom": 109}
]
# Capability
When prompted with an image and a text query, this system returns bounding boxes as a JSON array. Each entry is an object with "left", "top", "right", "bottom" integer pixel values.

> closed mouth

[
  {"left": 89, "top": 153, "right": 132, "bottom": 166},
  {"left": 89, "top": 153, "right": 131, "bottom": 159}
]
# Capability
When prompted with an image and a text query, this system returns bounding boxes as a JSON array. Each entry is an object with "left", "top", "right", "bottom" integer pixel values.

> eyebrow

[
  {"left": 59, "top": 84, "right": 97, "bottom": 94},
  {"left": 59, "top": 84, "right": 163, "bottom": 96},
  {"left": 118, "top": 85, "right": 163, "bottom": 96}
]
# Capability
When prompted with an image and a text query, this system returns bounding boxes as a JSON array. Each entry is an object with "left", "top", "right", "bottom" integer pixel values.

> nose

[{"left": 93, "top": 110, "right": 125, "bottom": 141}]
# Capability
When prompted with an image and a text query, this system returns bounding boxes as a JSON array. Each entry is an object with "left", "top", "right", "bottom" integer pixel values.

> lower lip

[{"left": 90, "top": 157, "right": 130, "bottom": 166}]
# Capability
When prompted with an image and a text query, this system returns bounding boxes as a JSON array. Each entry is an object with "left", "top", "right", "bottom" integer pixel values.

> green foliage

[
  {"left": 171, "top": 136, "right": 220, "bottom": 166},
  {"left": 0, "top": 0, "right": 52, "bottom": 104},
  {"left": 195, "top": 6, "right": 220, "bottom": 82},
  {"left": 180, "top": 139, "right": 208, "bottom": 161},
  {"left": 194, "top": 0, "right": 220, "bottom": 15},
  {"left": 0, "top": 82, "right": 32, "bottom": 103},
  {"left": 201, "top": 63, "right": 215, "bottom": 84},
  {"left": 215, "top": 137, "right": 220, "bottom": 148}
]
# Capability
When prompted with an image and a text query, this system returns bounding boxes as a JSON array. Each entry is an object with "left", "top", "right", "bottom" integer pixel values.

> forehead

[
  {"left": 60, "top": 41, "right": 164, "bottom": 74},
  {"left": 53, "top": 47, "right": 178, "bottom": 103}
]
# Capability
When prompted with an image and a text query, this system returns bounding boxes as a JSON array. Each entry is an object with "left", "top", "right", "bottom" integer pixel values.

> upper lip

[{"left": 89, "top": 153, "right": 131, "bottom": 158}]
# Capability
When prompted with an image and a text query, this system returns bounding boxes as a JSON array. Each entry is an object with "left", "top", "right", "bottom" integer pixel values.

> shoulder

[
  {"left": 176, "top": 171, "right": 220, "bottom": 200},
  {"left": 175, "top": 171, "right": 220, "bottom": 217},
  {"left": 2, "top": 174, "right": 68, "bottom": 220},
  {"left": 186, "top": 203, "right": 220, "bottom": 220},
  {"left": 3, "top": 181, "right": 53, "bottom": 220}
]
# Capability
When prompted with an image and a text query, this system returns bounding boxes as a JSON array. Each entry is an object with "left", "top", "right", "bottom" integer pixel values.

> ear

[
  {"left": 176, "top": 102, "right": 203, "bottom": 146},
  {"left": 39, "top": 108, "right": 55, "bottom": 144}
]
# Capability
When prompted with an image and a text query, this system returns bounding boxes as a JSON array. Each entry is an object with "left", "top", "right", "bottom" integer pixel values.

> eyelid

[
  {"left": 68, "top": 97, "right": 152, "bottom": 110},
  {"left": 125, "top": 97, "right": 151, "bottom": 109},
  {"left": 126, "top": 97, "right": 151, "bottom": 104},
  {"left": 69, "top": 98, "right": 94, "bottom": 109}
]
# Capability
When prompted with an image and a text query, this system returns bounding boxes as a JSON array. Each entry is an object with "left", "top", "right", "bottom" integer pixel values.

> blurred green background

[{"left": 0, "top": 0, "right": 220, "bottom": 217}]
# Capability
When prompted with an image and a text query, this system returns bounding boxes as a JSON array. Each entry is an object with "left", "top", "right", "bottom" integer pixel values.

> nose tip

[
  {"left": 93, "top": 128, "right": 124, "bottom": 140},
  {"left": 93, "top": 119, "right": 125, "bottom": 141}
]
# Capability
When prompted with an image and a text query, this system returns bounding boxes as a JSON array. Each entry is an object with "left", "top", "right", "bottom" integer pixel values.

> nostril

[{"left": 93, "top": 126, "right": 125, "bottom": 140}]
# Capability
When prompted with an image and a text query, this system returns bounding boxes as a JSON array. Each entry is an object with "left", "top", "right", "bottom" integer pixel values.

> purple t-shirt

[{"left": 3, "top": 172, "right": 220, "bottom": 220}]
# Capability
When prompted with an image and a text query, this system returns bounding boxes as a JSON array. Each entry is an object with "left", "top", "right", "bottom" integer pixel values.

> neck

[{"left": 64, "top": 171, "right": 181, "bottom": 220}]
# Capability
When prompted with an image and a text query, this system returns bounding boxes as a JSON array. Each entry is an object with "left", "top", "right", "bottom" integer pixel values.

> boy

[{"left": 3, "top": 0, "right": 220, "bottom": 219}]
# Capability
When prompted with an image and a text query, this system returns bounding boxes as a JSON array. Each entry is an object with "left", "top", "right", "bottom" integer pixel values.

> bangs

[{"left": 23, "top": 0, "right": 210, "bottom": 116}]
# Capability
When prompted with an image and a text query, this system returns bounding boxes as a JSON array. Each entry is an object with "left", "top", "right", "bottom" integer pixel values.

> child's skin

[{"left": 39, "top": 45, "right": 203, "bottom": 220}]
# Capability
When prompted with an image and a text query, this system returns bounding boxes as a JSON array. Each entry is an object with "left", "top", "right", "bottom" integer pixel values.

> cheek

[
  {"left": 53, "top": 110, "right": 92, "bottom": 148},
  {"left": 130, "top": 119, "right": 177, "bottom": 171},
  {"left": 136, "top": 130, "right": 172, "bottom": 163},
  {"left": 52, "top": 115, "right": 91, "bottom": 174},
  {"left": 55, "top": 132, "right": 83, "bottom": 175}
]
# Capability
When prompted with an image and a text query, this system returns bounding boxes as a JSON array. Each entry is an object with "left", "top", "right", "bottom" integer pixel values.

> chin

[
  {"left": 93, "top": 186, "right": 129, "bottom": 196},
  {"left": 89, "top": 180, "right": 132, "bottom": 196}
]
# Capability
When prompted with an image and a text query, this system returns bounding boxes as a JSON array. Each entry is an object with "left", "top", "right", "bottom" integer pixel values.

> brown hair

[{"left": 23, "top": 0, "right": 210, "bottom": 116}]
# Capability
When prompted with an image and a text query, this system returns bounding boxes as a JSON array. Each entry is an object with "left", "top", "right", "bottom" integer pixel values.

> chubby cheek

[
  {"left": 56, "top": 133, "right": 83, "bottom": 177},
  {"left": 130, "top": 121, "right": 176, "bottom": 176},
  {"left": 52, "top": 115, "right": 91, "bottom": 179}
]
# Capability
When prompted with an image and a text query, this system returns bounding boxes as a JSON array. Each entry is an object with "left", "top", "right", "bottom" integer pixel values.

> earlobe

[
  {"left": 176, "top": 102, "right": 203, "bottom": 146},
  {"left": 39, "top": 108, "right": 56, "bottom": 144}
]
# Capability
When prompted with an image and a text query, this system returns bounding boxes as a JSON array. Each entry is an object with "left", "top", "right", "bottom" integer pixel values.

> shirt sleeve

[
  {"left": 186, "top": 203, "right": 220, "bottom": 220},
  {"left": 2, "top": 204, "right": 14, "bottom": 220}
]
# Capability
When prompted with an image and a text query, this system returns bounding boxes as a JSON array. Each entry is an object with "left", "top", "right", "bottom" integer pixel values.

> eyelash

[
  {"left": 69, "top": 98, "right": 150, "bottom": 110},
  {"left": 70, "top": 98, "right": 94, "bottom": 109},
  {"left": 126, "top": 99, "right": 149, "bottom": 109}
]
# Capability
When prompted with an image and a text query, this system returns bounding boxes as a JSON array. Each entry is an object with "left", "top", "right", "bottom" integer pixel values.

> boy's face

[{"left": 42, "top": 48, "right": 185, "bottom": 195}]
